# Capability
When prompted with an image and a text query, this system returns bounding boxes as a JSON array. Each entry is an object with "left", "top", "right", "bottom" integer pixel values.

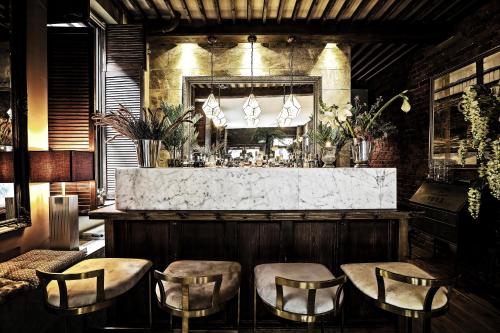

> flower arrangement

[
  {"left": 310, "top": 121, "right": 346, "bottom": 151},
  {"left": 319, "top": 91, "right": 411, "bottom": 141},
  {"left": 92, "top": 104, "right": 196, "bottom": 142},
  {"left": 457, "top": 84, "right": 500, "bottom": 219}
]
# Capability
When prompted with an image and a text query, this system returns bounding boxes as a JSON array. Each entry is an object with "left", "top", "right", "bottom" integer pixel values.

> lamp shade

[
  {"left": 281, "top": 94, "right": 301, "bottom": 119},
  {"left": 29, "top": 151, "right": 94, "bottom": 182},
  {"left": 243, "top": 93, "right": 261, "bottom": 119},
  {"left": 202, "top": 93, "right": 220, "bottom": 119},
  {"left": 0, "top": 152, "right": 14, "bottom": 182}
]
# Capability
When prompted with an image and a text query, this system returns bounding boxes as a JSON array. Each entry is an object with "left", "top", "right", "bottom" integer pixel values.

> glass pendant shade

[
  {"left": 212, "top": 107, "right": 227, "bottom": 127},
  {"left": 245, "top": 116, "right": 260, "bottom": 128},
  {"left": 243, "top": 93, "right": 261, "bottom": 119},
  {"left": 281, "top": 94, "right": 301, "bottom": 119},
  {"left": 202, "top": 93, "right": 219, "bottom": 118}
]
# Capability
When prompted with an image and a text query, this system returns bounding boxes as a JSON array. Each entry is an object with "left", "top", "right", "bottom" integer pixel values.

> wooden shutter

[
  {"left": 47, "top": 28, "right": 95, "bottom": 213},
  {"left": 104, "top": 24, "right": 144, "bottom": 196}
]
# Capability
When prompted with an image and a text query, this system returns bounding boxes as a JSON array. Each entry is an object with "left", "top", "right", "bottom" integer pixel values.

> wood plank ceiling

[{"left": 113, "top": 0, "right": 486, "bottom": 82}]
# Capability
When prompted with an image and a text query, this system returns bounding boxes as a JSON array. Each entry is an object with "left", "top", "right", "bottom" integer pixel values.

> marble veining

[{"left": 115, "top": 168, "right": 397, "bottom": 211}]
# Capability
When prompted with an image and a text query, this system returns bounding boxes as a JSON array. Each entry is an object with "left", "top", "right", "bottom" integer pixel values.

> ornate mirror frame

[{"left": 182, "top": 75, "right": 322, "bottom": 156}]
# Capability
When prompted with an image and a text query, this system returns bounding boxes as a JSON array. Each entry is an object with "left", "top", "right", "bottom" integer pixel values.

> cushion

[
  {"left": 0, "top": 277, "right": 30, "bottom": 304},
  {"left": 157, "top": 260, "right": 241, "bottom": 311},
  {"left": 46, "top": 258, "right": 152, "bottom": 308},
  {"left": 340, "top": 262, "right": 448, "bottom": 311},
  {"left": 0, "top": 249, "right": 86, "bottom": 287},
  {"left": 254, "top": 263, "right": 343, "bottom": 315}
]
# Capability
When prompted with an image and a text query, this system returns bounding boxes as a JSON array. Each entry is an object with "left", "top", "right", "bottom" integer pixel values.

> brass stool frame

[
  {"left": 254, "top": 274, "right": 347, "bottom": 332},
  {"left": 374, "top": 267, "right": 458, "bottom": 333},
  {"left": 36, "top": 269, "right": 153, "bottom": 330},
  {"left": 154, "top": 270, "right": 241, "bottom": 333}
]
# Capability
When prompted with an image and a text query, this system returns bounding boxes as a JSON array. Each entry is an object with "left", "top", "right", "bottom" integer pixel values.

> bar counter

[{"left": 90, "top": 205, "right": 414, "bottom": 324}]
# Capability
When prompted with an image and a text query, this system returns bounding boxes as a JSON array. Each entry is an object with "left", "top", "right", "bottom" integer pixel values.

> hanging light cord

[
  {"left": 290, "top": 42, "right": 294, "bottom": 95},
  {"left": 250, "top": 40, "right": 254, "bottom": 93},
  {"left": 210, "top": 41, "right": 214, "bottom": 93}
]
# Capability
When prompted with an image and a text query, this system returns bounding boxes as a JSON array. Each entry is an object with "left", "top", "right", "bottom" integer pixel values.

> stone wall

[
  {"left": 147, "top": 40, "right": 351, "bottom": 109},
  {"left": 367, "top": 0, "right": 500, "bottom": 201}
]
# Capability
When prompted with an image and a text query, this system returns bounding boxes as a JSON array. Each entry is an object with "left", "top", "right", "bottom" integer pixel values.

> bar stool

[
  {"left": 341, "top": 262, "right": 457, "bottom": 333},
  {"left": 154, "top": 260, "right": 241, "bottom": 333},
  {"left": 254, "top": 263, "right": 347, "bottom": 332},
  {"left": 36, "top": 258, "right": 153, "bottom": 330}
]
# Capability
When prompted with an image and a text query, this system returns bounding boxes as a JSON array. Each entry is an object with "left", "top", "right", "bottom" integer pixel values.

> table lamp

[{"left": 29, "top": 150, "right": 94, "bottom": 250}]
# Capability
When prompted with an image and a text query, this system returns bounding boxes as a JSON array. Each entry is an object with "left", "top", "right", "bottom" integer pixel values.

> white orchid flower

[
  {"left": 337, "top": 103, "right": 353, "bottom": 122},
  {"left": 401, "top": 97, "right": 411, "bottom": 113}
]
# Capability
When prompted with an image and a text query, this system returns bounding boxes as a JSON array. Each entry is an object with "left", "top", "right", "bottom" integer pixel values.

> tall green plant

[{"left": 159, "top": 102, "right": 201, "bottom": 158}]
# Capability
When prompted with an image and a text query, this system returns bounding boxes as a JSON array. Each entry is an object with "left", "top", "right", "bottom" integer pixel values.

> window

[{"left": 430, "top": 47, "right": 500, "bottom": 165}]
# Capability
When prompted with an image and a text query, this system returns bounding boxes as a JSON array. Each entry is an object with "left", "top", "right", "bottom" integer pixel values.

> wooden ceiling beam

[
  {"left": 247, "top": 0, "right": 252, "bottom": 22},
  {"left": 447, "top": 0, "right": 483, "bottom": 22},
  {"left": 351, "top": 43, "right": 371, "bottom": 63},
  {"left": 263, "top": 0, "right": 269, "bottom": 23},
  {"left": 195, "top": 0, "right": 208, "bottom": 22},
  {"left": 413, "top": 0, "right": 448, "bottom": 22},
  {"left": 129, "top": 0, "right": 147, "bottom": 18},
  {"left": 112, "top": 0, "right": 133, "bottom": 21},
  {"left": 364, "top": 0, "right": 388, "bottom": 20},
  {"left": 352, "top": 44, "right": 398, "bottom": 77},
  {"left": 306, "top": 0, "right": 320, "bottom": 23},
  {"left": 378, "top": 0, "right": 401, "bottom": 21},
  {"left": 401, "top": 0, "right": 432, "bottom": 20},
  {"left": 213, "top": 0, "right": 222, "bottom": 24},
  {"left": 231, "top": 0, "right": 236, "bottom": 23},
  {"left": 161, "top": 0, "right": 176, "bottom": 17},
  {"left": 350, "top": 0, "right": 368, "bottom": 23},
  {"left": 179, "top": 0, "right": 193, "bottom": 23},
  {"left": 277, "top": 0, "right": 285, "bottom": 24},
  {"left": 148, "top": 21, "right": 450, "bottom": 43},
  {"left": 321, "top": 0, "right": 338, "bottom": 23},
  {"left": 363, "top": 45, "right": 418, "bottom": 81},
  {"left": 332, "top": 0, "right": 351, "bottom": 22},
  {"left": 292, "top": 0, "right": 302, "bottom": 21},
  {"left": 144, "top": 0, "right": 162, "bottom": 18},
  {"left": 351, "top": 43, "right": 383, "bottom": 72}
]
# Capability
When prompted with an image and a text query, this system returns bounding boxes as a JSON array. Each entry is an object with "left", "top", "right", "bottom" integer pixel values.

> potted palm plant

[{"left": 93, "top": 104, "right": 196, "bottom": 167}]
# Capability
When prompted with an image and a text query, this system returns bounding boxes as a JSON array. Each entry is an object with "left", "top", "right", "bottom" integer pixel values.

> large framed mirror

[
  {"left": 183, "top": 76, "right": 321, "bottom": 166},
  {"left": 0, "top": 0, "right": 30, "bottom": 234}
]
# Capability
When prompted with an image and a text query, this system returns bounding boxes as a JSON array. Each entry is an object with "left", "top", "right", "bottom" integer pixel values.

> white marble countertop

[{"left": 115, "top": 167, "right": 397, "bottom": 211}]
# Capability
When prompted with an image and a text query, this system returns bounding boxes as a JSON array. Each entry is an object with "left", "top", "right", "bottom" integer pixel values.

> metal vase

[
  {"left": 351, "top": 139, "right": 372, "bottom": 168},
  {"left": 135, "top": 139, "right": 162, "bottom": 168}
]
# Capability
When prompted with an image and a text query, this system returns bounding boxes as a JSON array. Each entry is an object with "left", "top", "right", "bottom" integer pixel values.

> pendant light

[
  {"left": 243, "top": 35, "right": 261, "bottom": 121},
  {"left": 202, "top": 36, "right": 219, "bottom": 119},
  {"left": 277, "top": 85, "right": 292, "bottom": 127},
  {"left": 213, "top": 85, "right": 227, "bottom": 127},
  {"left": 281, "top": 36, "right": 301, "bottom": 119}
]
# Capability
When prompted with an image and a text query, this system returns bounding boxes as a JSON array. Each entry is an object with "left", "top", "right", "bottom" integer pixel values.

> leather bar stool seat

[
  {"left": 254, "top": 263, "right": 346, "bottom": 331},
  {"left": 37, "top": 258, "right": 154, "bottom": 330},
  {"left": 45, "top": 258, "right": 152, "bottom": 308},
  {"left": 341, "top": 262, "right": 457, "bottom": 333},
  {"left": 156, "top": 260, "right": 241, "bottom": 311},
  {"left": 154, "top": 260, "right": 241, "bottom": 333}
]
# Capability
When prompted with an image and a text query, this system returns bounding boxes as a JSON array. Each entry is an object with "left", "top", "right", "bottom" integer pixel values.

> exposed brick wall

[{"left": 367, "top": 0, "right": 500, "bottom": 202}]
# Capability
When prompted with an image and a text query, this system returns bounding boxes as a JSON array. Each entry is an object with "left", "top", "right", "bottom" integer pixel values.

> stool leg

[
  {"left": 422, "top": 318, "right": 431, "bottom": 333},
  {"left": 237, "top": 288, "right": 241, "bottom": 329},
  {"left": 169, "top": 313, "right": 173, "bottom": 332},
  {"left": 307, "top": 322, "right": 314, "bottom": 333},
  {"left": 340, "top": 307, "right": 345, "bottom": 333},
  {"left": 182, "top": 316, "right": 189, "bottom": 333},
  {"left": 253, "top": 284, "right": 257, "bottom": 332},
  {"left": 148, "top": 271, "right": 153, "bottom": 330},
  {"left": 405, "top": 316, "right": 412, "bottom": 333}
]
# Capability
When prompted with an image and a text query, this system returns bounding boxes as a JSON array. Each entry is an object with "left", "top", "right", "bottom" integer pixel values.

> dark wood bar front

[{"left": 90, "top": 206, "right": 413, "bottom": 326}]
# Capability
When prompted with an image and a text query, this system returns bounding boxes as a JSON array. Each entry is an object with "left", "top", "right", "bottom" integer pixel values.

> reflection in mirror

[
  {"left": 0, "top": 1, "right": 14, "bottom": 224},
  {"left": 192, "top": 82, "right": 315, "bottom": 167}
]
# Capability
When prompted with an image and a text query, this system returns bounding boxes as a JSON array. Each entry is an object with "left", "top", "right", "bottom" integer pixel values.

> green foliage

[
  {"left": 159, "top": 102, "right": 201, "bottom": 154},
  {"left": 310, "top": 122, "right": 346, "bottom": 150}
]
